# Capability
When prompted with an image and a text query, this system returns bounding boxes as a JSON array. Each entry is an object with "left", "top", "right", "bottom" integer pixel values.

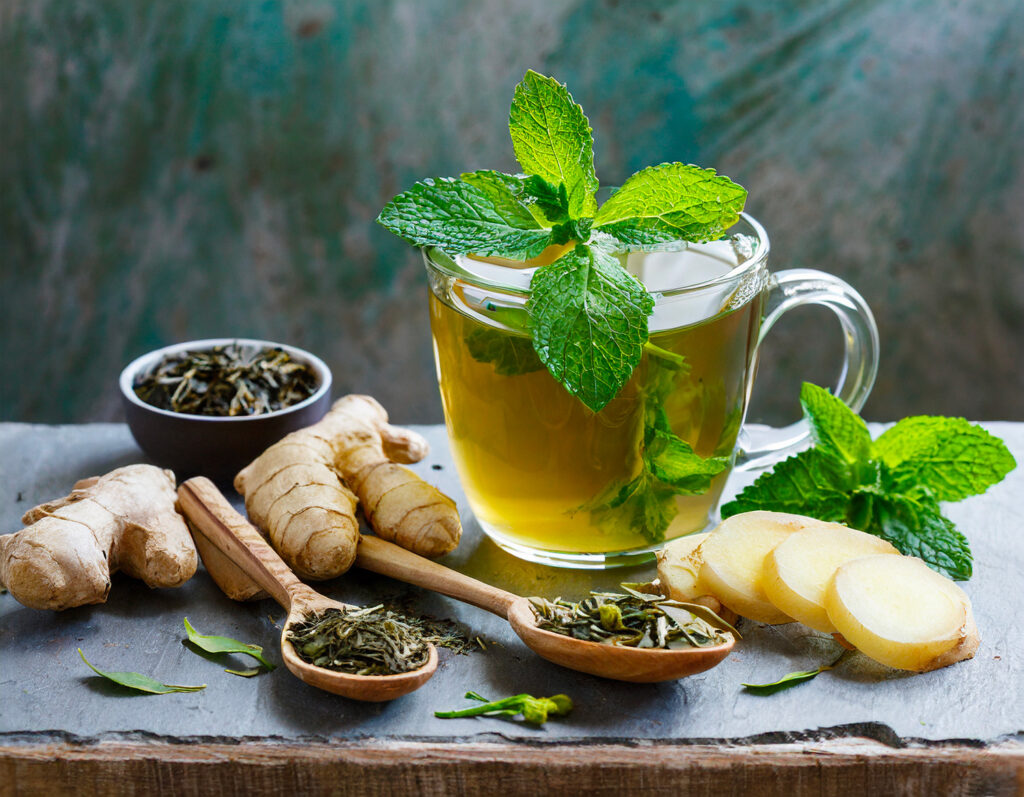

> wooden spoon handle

[
  {"left": 177, "top": 477, "right": 303, "bottom": 610},
  {"left": 355, "top": 535, "right": 519, "bottom": 618}
]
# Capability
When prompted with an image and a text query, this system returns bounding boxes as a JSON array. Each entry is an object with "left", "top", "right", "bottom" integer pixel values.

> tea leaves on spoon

[
  {"left": 78, "top": 648, "right": 206, "bottom": 695},
  {"left": 529, "top": 589, "right": 734, "bottom": 648},
  {"left": 183, "top": 618, "right": 276, "bottom": 671}
]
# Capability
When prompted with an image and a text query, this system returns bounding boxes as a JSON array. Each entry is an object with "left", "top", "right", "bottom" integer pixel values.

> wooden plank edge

[{"left": 1, "top": 738, "right": 1022, "bottom": 796}]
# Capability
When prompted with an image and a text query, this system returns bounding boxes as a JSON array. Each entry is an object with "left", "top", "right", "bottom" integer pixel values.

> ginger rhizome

[
  {"left": 234, "top": 394, "right": 461, "bottom": 580},
  {"left": 0, "top": 465, "right": 196, "bottom": 610}
]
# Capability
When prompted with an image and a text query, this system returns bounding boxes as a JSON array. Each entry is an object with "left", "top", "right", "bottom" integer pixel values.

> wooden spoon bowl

[
  {"left": 505, "top": 597, "right": 733, "bottom": 682},
  {"left": 178, "top": 477, "right": 437, "bottom": 701}
]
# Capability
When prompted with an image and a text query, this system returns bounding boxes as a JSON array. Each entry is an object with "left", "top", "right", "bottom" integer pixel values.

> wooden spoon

[
  {"left": 177, "top": 478, "right": 437, "bottom": 702},
  {"left": 356, "top": 535, "right": 734, "bottom": 683}
]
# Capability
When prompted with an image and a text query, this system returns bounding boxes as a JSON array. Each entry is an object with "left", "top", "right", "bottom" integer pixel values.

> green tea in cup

[{"left": 379, "top": 72, "right": 877, "bottom": 568}]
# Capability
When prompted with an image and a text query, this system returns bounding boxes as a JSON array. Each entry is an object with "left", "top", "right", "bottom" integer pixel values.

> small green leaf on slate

[
  {"left": 743, "top": 652, "right": 847, "bottom": 695},
  {"left": 225, "top": 667, "right": 262, "bottom": 678},
  {"left": 78, "top": 648, "right": 206, "bottom": 695},
  {"left": 800, "top": 383, "right": 872, "bottom": 466},
  {"left": 742, "top": 667, "right": 829, "bottom": 695},
  {"left": 509, "top": 70, "right": 598, "bottom": 218},
  {"left": 183, "top": 618, "right": 276, "bottom": 671},
  {"left": 873, "top": 416, "right": 1016, "bottom": 502},
  {"left": 527, "top": 244, "right": 654, "bottom": 412},
  {"left": 593, "top": 162, "right": 747, "bottom": 249},
  {"left": 376, "top": 177, "right": 553, "bottom": 260}
]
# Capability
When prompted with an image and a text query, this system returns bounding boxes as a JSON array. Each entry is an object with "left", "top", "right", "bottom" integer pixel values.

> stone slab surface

[{"left": 0, "top": 422, "right": 1021, "bottom": 746}]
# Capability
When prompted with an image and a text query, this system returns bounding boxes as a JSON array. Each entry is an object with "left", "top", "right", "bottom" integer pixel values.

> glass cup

[{"left": 424, "top": 213, "right": 878, "bottom": 568}]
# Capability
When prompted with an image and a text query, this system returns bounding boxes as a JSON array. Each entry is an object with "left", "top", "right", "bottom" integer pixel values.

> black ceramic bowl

[{"left": 119, "top": 338, "right": 332, "bottom": 483}]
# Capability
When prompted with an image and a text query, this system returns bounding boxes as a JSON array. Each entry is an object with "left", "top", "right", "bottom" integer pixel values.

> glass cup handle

[{"left": 734, "top": 268, "right": 879, "bottom": 471}]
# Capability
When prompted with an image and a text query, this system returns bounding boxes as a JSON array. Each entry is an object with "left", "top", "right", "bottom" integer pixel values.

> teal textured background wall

[{"left": 2, "top": 0, "right": 1022, "bottom": 425}]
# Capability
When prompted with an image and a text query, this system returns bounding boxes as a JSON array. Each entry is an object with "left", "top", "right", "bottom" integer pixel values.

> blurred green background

[{"left": 2, "top": 0, "right": 1022, "bottom": 425}]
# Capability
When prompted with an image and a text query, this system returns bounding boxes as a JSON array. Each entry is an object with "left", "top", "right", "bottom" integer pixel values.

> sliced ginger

[
  {"left": 656, "top": 533, "right": 710, "bottom": 602},
  {"left": 763, "top": 524, "right": 899, "bottom": 633},
  {"left": 825, "top": 554, "right": 979, "bottom": 672},
  {"left": 0, "top": 465, "right": 196, "bottom": 610},
  {"left": 234, "top": 394, "right": 461, "bottom": 580},
  {"left": 695, "top": 511, "right": 819, "bottom": 624}
]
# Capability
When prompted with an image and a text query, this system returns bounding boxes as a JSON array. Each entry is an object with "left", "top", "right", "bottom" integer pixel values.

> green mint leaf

[
  {"left": 527, "top": 244, "right": 654, "bottom": 412},
  {"left": 376, "top": 177, "right": 553, "bottom": 259},
  {"left": 593, "top": 163, "right": 746, "bottom": 248},
  {"left": 465, "top": 327, "right": 544, "bottom": 377},
  {"left": 587, "top": 473, "right": 679, "bottom": 544},
  {"left": 183, "top": 618, "right": 276, "bottom": 670},
  {"left": 461, "top": 170, "right": 569, "bottom": 228},
  {"left": 800, "top": 382, "right": 872, "bottom": 466},
  {"left": 873, "top": 416, "right": 1016, "bottom": 502},
  {"left": 721, "top": 448, "right": 854, "bottom": 522},
  {"left": 867, "top": 491, "right": 972, "bottom": 580},
  {"left": 78, "top": 648, "right": 206, "bottom": 694},
  {"left": 647, "top": 430, "right": 729, "bottom": 493},
  {"left": 509, "top": 70, "right": 598, "bottom": 218}
]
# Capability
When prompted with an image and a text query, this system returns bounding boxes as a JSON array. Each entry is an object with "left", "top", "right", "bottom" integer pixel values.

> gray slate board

[{"left": 0, "top": 422, "right": 1021, "bottom": 746}]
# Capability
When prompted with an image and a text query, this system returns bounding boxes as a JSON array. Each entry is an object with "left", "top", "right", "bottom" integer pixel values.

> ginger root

[
  {"left": 0, "top": 465, "right": 196, "bottom": 610},
  {"left": 234, "top": 394, "right": 461, "bottom": 580}
]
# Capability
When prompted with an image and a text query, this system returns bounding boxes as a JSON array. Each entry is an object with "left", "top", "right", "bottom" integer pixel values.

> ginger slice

[
  {"left": 656, "top": 532, "right": 710, "bottom": 602},
  {"left": 824, "top": 554, "right": 979, "bottom": 672},
  {"left": 695, "top": 511, "right": 818, "bottom": 624},
  {"left": 764, "top": 524, "right": 899, "bottom": 633},
  {"left": 0, "top": 465, "right": 196, "bottom": 610}
]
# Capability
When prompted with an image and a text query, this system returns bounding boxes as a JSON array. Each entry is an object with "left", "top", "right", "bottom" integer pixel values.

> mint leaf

[
  {"left": 466, "top": 327, "right": 544, "bottom": 377},
  {"left": 588, "top": 473, "right": 679, "bottom": 543},
  {"left": 461, "top": 170, "right": 569, "bottom": 228},
  {"left": 527, "top": 244, "right": 653, "bottom": 412},
  {"left": 376, "top": 177, "right": 552, "bottom": 259},
  {"left": 647, "top": 430, "right": 729, "bottom": 492},
  {"left": 873, "top": 416, "right": 1016, "bottom": 502},
  {"left": 593, "top": 163, "right": 746, "bottom": 248},
  {"left": 800, "top": 383, "right": 872, "bottom": 465},
  {"left": 721, "top": 448, "right": 854, "bottom": 522},
  {"left": 509, "top": 70, "right": 598, "bottom": 218},
  {"left": 868, "top": 491, "right": 972, "bottom": 580}
]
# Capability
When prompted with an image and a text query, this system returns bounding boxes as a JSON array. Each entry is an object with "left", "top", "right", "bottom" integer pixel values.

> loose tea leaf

[
  {"left": 435, "top": 691, "right": 573, "bottom": 725},
  {"left": 528, "top": 588, "right": 736, "bottom": 648},
  {"left": 78, "top": 648, "right": 206, "bottom": 694},
  {"left": 742, "top": 652, "right": 848, "bottom": 695},
  {"left": 286, "top": 605, "right": 433, "bottom": 676},
  {"left": 133, "top": 343, "right": 319, "bottom": 416},
  {"left": 225, "top": 667, "right": 262, "bottom": 678},
  {"left": 183, "top": 617, "right": 276, "bottom": 671}
]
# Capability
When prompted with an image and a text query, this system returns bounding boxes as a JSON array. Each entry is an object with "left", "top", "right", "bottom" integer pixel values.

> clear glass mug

[{"left": 424, "top": 213, "right": 878, "bottom": 568}]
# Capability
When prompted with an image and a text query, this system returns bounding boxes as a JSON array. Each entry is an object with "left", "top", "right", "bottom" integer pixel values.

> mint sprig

[
  {"left": 376, "top": 70, "right": 746, "bottom": 412},
  {"left": 722, "top": 383, "right": 1016, "bottom": 580}
]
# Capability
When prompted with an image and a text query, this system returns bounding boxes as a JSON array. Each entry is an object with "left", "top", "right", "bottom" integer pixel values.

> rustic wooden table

[{"left": 1, "top": 422, "right": 1022, "bottom": 796}]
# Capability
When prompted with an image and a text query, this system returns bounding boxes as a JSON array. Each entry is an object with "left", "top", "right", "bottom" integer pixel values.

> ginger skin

[
  {"left": 0, "top": 465, "right": 196, "bottom": 611},
  {"left": 234, "top": 394, "right": 461, "bottom": 581}
]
